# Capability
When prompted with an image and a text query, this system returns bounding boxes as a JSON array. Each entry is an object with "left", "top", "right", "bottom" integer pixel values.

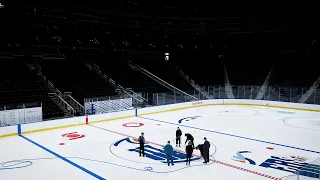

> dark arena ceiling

[{"left": 12, "top": 0, "right": 243, "bottom": 18}]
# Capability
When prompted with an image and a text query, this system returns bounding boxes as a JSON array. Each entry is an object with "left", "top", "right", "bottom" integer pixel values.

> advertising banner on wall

[
  {"left": 0, "top": 107, "right": 42, "bottom": 127},
  {"left": 85, "top": 98, "right": 133, "bottom": 115}
]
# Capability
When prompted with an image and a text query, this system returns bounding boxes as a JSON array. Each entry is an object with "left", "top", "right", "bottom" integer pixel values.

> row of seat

[
  {"left": 90, "top": 54, "right": 169, "bottom": 94},
  {"left": 38, "top": 61, "right": 117, "bottom": 104},
  {"left": 270, "top": 56, "right": 318, "bottom": 87},
  {"left": 0, "top": 59, "right": 65, "bottom": 119},
  {"left": 134, "top": 59, "right": 194, "bottom": 91}
]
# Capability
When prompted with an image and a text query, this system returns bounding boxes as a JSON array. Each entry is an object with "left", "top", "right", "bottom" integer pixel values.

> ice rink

[{"left": 1, "top": 105, "right": 320, "bottom": 180}]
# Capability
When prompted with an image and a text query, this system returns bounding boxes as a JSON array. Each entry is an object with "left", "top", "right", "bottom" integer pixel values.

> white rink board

[
  {"left": 223, "top": 99, "right": 320, "bottom": 110},
  {"left": 138, "top": 99, "right": 320, "bottom": 116},
  {"left": 21, "top": 109, "right": 135, "bottom": 133},
  {"left": 0, "top": 107, "right": 42, "bottom": 127},
  {"left": 0, "top": 99, "right": 319, "bottom": 138}
]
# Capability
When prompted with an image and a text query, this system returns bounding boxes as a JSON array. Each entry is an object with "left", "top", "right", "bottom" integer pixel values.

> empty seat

[
  {"left": 0, "top": 59, "right": 64, "bottom": 119},
  {"left": 38, "top": 61, "right": 117, "bottom": 104}
]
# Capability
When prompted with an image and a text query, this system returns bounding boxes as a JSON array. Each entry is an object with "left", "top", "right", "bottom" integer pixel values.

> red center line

[{"left": 88, "top": 124, "right": 282, "bottom": 180}]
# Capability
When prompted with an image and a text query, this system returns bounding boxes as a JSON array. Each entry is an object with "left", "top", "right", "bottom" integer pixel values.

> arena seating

[
  {"left": 271, "top": 53, "right": 319, "bottom": 87},
  {"left": 174, "top": 52, "right": 225, "bottom": 86},
  {"left": 38, "top": 60, "right": 117, "bottom": 103},
  {"left": 0, "top": 59, "right": 64, "bottom": 119},
  {"left": 131, "top": 58, "right": 194, "bottom": 91},
  {"left": 224, "top": 60, "right": 273, "bottom": 86},
  {"left": 89, "top": 53, "right": 169, "bottom": 93}
]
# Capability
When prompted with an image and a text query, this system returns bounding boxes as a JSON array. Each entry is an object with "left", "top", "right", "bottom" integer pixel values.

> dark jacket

[
  {"left": 176, "top": 129, "right": 182, "bottom": 137},
  {"left": 196, "top": 144, "right": 204, "bottom": 156},
  {"left": 203, "top": 140, "right": 210, "bottom": 151},
  {"left": 138, "top": 136, "right": 145, "bottom": 145},
  {"left": 185, "top": 134, "right": 194, "bottom": 144},
  {"left": 164, "top": 144, "right": 174, "bottom": 156},
  {"left": 186, "top": 145, "right": 194, "bottom": 155}
]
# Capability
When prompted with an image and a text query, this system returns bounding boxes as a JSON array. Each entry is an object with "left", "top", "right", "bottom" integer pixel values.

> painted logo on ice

[
  {"left": 232, "top": 151, "right": 256, "bottom": 165},
  {"left": 113, "top": 137, "right": 200, "bottom": 163},
  {"left": 178, "top": 116, "right": 201, "bottom": 124},
  {"left": 277, "top": 111, "right": 295, "bottom": 114},
  {"left": 62, "top": 132, "right": 85, "bottom": 141},
  {"left": 122, "top": 122, "right": 144, "bottom": 127},
  {"left": 232, "top": 151, "right": 319, "bottom": 178},
  {"left": 109, "top": 137, "right": 211, "bottom": 173}
]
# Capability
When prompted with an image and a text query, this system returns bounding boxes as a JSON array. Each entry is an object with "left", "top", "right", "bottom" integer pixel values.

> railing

[
  {"left": 36, "top": 63, "right": 80, "bottom": 114},
  {"left": 85, "top": 93, "right": 144, "bottom": 108},
  {"left": 125, "top": 88, "right": 148, "bottom": 106},
  {"left": 85, "top": 61, "right": 147, "bottom": 104},
  {"left": 64, "top": 92, "right": 84, "bottom": 115},
  {"left": 84, "top": 94, "right": 135, "bottom": 114},
  {"left": 85, "top": 94, "right": 132, "bottom": 102},
  {"left": 48, "top": 93, "right": 75, "bottom": 116},
  {"left": 130, "top": 63, "right": 198, "bottom": 101},
  {"left": 150, "top": 85, "right": 320, "bottom": 106},
  {"left": 176, "top": 67, "right": 211, "bottom": 99}
]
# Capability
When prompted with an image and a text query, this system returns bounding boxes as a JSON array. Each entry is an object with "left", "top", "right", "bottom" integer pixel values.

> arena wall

[{"left": 0, "top": 99, "right": 319, "bottom": 138}]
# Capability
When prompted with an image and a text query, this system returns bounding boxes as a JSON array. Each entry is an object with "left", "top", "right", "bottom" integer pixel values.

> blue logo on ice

[
  {"left": 113, "top": 137, "right": 200, "bottom": 164},
  {"left": 178, "top": 116, "right": 201, "bottom": 124},
  {"left": 232, "top": 150, "right": 319, "bottom": 178},
  {"left": 144, "top": 167, "right": 153, "bottom": 171},
  {"left": 277, "top": 111, "right": 295, "bottom": 114},
  {"left": 232, "top": 151, "right": 256, "bottom": 165},
  {"left": 110, "top": 137, "right": 216, "bottom": 173}
]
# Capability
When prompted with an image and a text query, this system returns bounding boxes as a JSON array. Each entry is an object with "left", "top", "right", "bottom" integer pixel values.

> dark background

[{"left": 0, "top": 0, "right": 319, "bottom": 118}]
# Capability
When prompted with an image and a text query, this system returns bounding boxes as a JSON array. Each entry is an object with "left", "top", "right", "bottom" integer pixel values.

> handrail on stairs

[{"left": 131, "top": 63, "right": 198, "bottom": 101}]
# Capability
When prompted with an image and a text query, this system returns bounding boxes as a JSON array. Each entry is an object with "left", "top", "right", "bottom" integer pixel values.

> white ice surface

[
  {"left": 1, "top": 105, "right": 319, "bottom": 180},
  {"left": 0, "top": 136, "right": 95, "bottom": 179}
]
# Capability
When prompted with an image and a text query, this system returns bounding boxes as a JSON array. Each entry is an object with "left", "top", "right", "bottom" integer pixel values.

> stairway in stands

[
  {"left": 0, "top": 59, "right": 64, "bottom": 119},
  {"left": 37, "top": 60, "right": 117, "bottom": 104}
]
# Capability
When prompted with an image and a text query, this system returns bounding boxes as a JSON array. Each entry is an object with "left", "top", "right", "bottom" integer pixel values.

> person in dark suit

[
  {"left": 195, "top": 144, "right": 204, "bottom": 158},
  {"left": 185, "top": 141, "right": 194, "bottom": 165},
  {"left": 176, "top": 127, "right": 182, "bottom": 147},
  {"left": 184, "top": 133, "right": 194, "bottom": 148},
  {"left": 203, "top": 137, "right": 210, "bottom": 163},
  {"left": 138, "top": 132, "right": 145, "bottom": 157}
]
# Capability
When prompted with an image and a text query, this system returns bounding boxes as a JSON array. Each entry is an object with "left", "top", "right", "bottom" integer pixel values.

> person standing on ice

[
  {"left": 185, "top": 140, "right": 194, "bottom": 165},
  {"left": 195, "top": 144, "right": 204, "bottom": 157},
  {"left": 138, "top": 132, "right": 145, "bottom": 157},
  {"left": 203, "top": 137, "right": 210, "bottom": 163},
  {"left": 184, "top": 133, "right": 194, "bottom": 148},
  {"left": 164, "top": 141, "right": 174, "bottom": 166},
  {"left": 176, "top": 127, "right": 182, "bottom": 147}
]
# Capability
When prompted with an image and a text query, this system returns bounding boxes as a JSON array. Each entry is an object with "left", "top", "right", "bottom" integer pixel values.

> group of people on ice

[{"left": 137, "top": 127, "right": 211, "bottom": 166}]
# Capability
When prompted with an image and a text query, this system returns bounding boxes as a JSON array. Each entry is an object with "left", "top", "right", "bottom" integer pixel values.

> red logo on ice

[
  {"left": 192, "top": 101, "right": 203, "bottom": 105},
  {"left": 62, "top": 132, "right": 85, "bottom": 140},
  {"left": 122, "top": 122, "right": 144, "bottom": 127}
]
